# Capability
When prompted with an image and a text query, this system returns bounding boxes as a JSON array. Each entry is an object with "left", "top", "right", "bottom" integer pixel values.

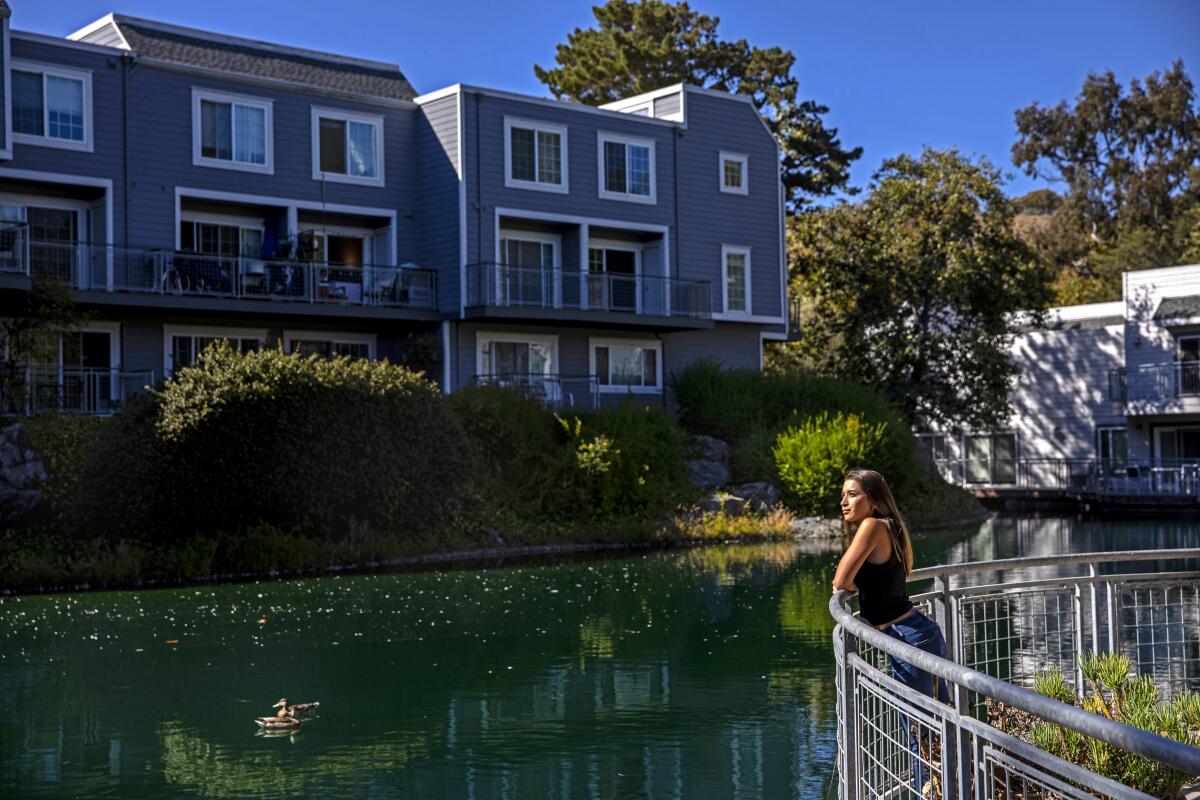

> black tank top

[{"left": 854, "top": 525, "right": 913, "bottom": 626}]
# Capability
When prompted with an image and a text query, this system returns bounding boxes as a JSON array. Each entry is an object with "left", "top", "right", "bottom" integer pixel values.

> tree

[
  {"left": 0, "top": 278, "right": 89, "bottom": 413},
  {"left": 534, "top": 0, "right": 861, "bottom": 210},
  {"left": 1012, "top": 60, "right": 1200, "bottom": 302},
  {"left": 780, "top": 148, "right": 1052, "bottom": 430}
]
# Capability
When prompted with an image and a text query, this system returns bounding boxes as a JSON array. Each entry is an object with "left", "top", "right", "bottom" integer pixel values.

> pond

[{"left": 2, "top": 516, "right": 1199, "bottom": 799}]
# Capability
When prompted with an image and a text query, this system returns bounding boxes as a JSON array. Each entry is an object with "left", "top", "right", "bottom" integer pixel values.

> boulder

[
  {"left": 727, "top": 481, "right": 782, "bottom": 513},
  {"left": 696, "top": 491, "right": 747, "bottom": 516},
  {"left": 693, "top": 435, "right": 731, "bottom": 466},
  {"left": 790, "top": 516, "right": 843, "bottom": 539},
  {"left": 686, "top": 458, "right": 731, "bottom": 490},
  {"left": 0, "top": 423, "right": 47, "bottom": 489}
]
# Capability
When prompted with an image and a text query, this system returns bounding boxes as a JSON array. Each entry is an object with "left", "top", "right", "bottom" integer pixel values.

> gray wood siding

[
  {"left": 416, "top": 93, "right": 461, "bottom": 312},
  {"left": 121, "top": 317, "right": 164, "bottom": 375},
  {"left": 653, "top": 92, "right": 681, "bottom": 119},
  {"left": 7, "top": 38, "right": 127, "bottom": 243},
  {"left": 0, "top": 24, "right": 8, "bottom": 152},
  {"left": 75, "top": 23, "right": 127, "bottom": 49},
  {"left": 676, "top": 92, "right": 783, "bottom": 319}
]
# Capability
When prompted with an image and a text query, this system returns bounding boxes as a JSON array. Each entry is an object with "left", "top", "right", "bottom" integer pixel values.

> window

[
  {"left": 722, "top": 245, "right": 751, "bottom": 316},
  {"left": 504, "top": 118, "right": 568, "bottom": 193},
  {"left": 719, "top": 152, "right": 748, "bottom": 195},
  {"left": 1097, "top": 426, "right": 1128, "bottom": 468},
  {"left": 311, "top": 108, "right": 384, "bottom": 186},
  {"left": 477, "top": 333, "right": 557, "bottom": 380},
  {"left": 591, "top": 339, "right": 661, "bottom": 392},
  {"left": 284, "top": 332, "right": 376, "bottom": 360},
  {"left": 917, "top": 433, "right": 951, "bottom": 468},
  {"left": 12, "top": 62, "right": 92, "bottom": 151},
  {"left": 192, "top": 90, "right": 273, "bottom": 173},
  {"left": 163, "top": 326, "right": 266, "bottom": 376},
  {"left": 598, "top": 133, "right": 656, "bottom": 203},
  {"left": 964, "top": 432, "right": 1017, "bottom": 484},
  {"left": 180, "top": 220, "right": 263, "bottom": 259}
]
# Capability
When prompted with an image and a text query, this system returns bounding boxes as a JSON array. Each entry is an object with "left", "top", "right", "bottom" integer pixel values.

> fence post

[{"left": 833, "top": 622, "right": 858, "bottom": 800}]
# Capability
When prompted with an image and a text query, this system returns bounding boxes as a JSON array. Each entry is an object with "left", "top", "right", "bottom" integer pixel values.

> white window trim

[
  {"left": 191, "top": 88, "right": 274, "bottom": 175},
  {"left": 162, "top": 324, "right": 268, "bottom": 377},
  {"left": 474, "top": 331, "right": 559, "bottom": 378},
  {"left": 180, "top": 209, "right": 267, "bottom": 229},
  {"left": 503, "top": 117, "right": 569, "bottom": 194},
  {"left": 719, "top": 244, "right": 752, "bottom": 319},
  {"left": 623, "top": 101, "right": 653, "bottom": 117},
  {"left": 283, "top": 330, "right": 377, "bottom": 358},
  {"left": 310, "top": 107, "right": 385, "bottom": 188},
  {"left": 589, "top": 337, "right": 663, "bottom": 394},
  {"left": 597, "top": 132, "right": 657, "bottom": 205},
  {"left": 11, "top": 60, "right": 94, "bottom": 153},
  {"left": 496, "top": 229, "right": 562, "bottom": 264},
  {"left": 719, "top": 151, "right": 749, "bottom": 195}
]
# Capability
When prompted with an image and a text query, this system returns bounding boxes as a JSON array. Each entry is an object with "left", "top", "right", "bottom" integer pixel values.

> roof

[
  {"left": 1154, "top": 295, "right": 1200, "bottom": 321},
  {"left": 69, "top": 14, "right": 416, "bottom": 102}
]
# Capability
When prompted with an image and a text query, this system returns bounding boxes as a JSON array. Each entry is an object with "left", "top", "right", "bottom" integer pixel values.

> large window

[
  {"left": 598, "top": 133, "right": 655, "bottom": 203},
  {"left": 965, "top": 432, "right": 1017, "bottom": 484},
  {"left": 917, "top": 433, "right": 951, "bottom": 468},
  {"left": 312, "top": 108, "right": 384, "bottom": 186},
  {"left": 12, "top": 62, "right": 92, "bottom": 151},
  {"left": 722, "top": 245, "right": 751, "bottom": 316},
  {"left": 505, "top": 118, "right": 567, "bottom": 193},
  {"left": 719, "top": 151, "right": 748, "bottom": 195},
  {"left": 284, "top": 331, "right": 376, "bottom": 361},
  {"left": 169, "top": 334, "right": 262, "bottom": 374},
  {"left": 477, "top": 333, "right": 556, "bottom": 380},
  {"left": 192, "top": 90, "right": 272, "bottom": 173},
  {"left": 591, "top": 339, "right": 661, "bottom": 392}
]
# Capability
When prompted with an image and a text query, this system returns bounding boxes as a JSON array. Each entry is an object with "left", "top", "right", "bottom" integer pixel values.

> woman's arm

[{"left": 832, "top": 519, "right": 882, "bottom": 593}]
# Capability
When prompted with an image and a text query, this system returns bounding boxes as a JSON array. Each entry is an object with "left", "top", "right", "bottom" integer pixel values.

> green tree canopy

[
  {"left": 534, "top": 0, "right": 861, "bottom": 209},
  {"left": 781, "top": 148, "right": 1052, "bottom": 430},
  {"left": 1012, "top": 60, "right": 1200, "bottom": 302}
]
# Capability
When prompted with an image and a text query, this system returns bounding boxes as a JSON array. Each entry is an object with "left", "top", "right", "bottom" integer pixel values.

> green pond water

[{"left": 2, "top": 516, "right": 1199, "bottom": 799}]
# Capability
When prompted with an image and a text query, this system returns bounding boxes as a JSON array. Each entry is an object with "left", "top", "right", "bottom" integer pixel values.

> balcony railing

[
  {"left": 931, "top": 456, "right": 1200, "bottom": 496},
  {"left": 3, "top": 237, "right": 437, "bottom": 310},
  {"left": 465, "top": 263, "right": 712, "bottom": 319},
  {"left": 15, "top": 366, "right": 154, "bottom": 415},
  {"left": 1109, "top": 361, "right": 1200, "bottom": 403},
  {"left": 472, "top": 373, "right": 600, "bottom": 411}
]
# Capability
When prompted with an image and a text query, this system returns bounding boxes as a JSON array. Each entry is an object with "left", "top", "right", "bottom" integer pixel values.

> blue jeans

[{"left": 881, "top": 610, "right": 948, "bottom": 793}]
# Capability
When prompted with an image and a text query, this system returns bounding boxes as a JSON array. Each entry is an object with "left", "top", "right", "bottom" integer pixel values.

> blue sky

[{"left": 16, "top": 0, "right": 1200, "bottom": 199}]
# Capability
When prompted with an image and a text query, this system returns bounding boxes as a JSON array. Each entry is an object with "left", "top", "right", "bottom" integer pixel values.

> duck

[
  {"left": 286, "top": 700, "right": 321, "bottom": 717},
  {"left": 254, "top": 698, "right": 302, "bottom": 729}
]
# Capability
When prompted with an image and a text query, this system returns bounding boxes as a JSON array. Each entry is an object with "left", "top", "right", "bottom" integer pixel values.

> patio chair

[{"left": 369, "top": 269, "right": 398, "bottom": 303}]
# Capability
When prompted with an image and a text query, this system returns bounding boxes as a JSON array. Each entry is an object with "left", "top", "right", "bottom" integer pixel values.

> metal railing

[
  {"left": 465, "top": 263, "right": 712, "bottom": 318},
  {"left": 1110, "top": 362, "right": 1200, "bottom": 403},
  {"left": 932, "top": 457, "right": 1200, "bottom": 497},
  {"left": 18, "top": 365, "right": 154, "bottom": 414},
  {"left": 0, "top": 219, "right": 27, "bottom": 273},
  {"left": 2, "top": 238, "right": 437, "bottom": 309},
  {"left": 472, "top": 373, "right": 600, "bottom": 411},
  {"left": 832, "top": 549, "right": 1200, "bottom": 800}
]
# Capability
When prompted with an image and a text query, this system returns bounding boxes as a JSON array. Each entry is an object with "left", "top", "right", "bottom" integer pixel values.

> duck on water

[{"left": 254, "top": 697, "right": 320, "bottom": 729}]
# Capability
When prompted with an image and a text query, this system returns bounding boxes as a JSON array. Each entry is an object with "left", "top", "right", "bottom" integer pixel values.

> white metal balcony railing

[
  {"left": 1109, "top": 361, "right": 1200, "bottom": 403},
  {"left": 465, "top": 263, "right": 712, "bottom": 319},
  {"left": 832, "top": 549, "right": 1200, "bottom": 800},
  {"left": 472, "top": 373, "right": 600, "bottom": 411},
  {"left": 12, "top": 366, "right": 154, "bottom": 415},
  {"left": 930, "top": 457, "right": 1200, "bottom": 497},
  {"left": 1, "top": 234, "right": 437, "bottom": 310}
]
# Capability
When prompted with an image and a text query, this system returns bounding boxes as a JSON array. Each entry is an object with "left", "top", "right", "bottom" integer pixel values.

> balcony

[
  {"left": 0, "top": 231, "right": 437, "bottom": 312},
  {"left": 472, "top": 373, "right": 600, "bottom": 412},
  {"left": 464, "top": 263, "right": 712, "bottom": 328},
  {"left": 1108, "top": 361, "right": 1200, "bottom": 414},
  {"left": 12, "top": 366, "right": 155, "bottom": 415}
]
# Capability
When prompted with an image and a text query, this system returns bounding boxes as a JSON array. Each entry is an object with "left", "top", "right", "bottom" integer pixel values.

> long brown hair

[{"left": 842, "top": 468, "right": 914, "bottom": 575}]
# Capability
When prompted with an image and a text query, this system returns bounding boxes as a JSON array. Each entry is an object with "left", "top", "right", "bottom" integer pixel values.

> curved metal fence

[{"left": 830, "top": 549, "right": 1200, "bottom": 799}]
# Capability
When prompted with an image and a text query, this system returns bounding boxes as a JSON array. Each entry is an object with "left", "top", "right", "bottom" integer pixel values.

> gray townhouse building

[{"left": 0, "top": 6, "right": 790, "bottom": 414}]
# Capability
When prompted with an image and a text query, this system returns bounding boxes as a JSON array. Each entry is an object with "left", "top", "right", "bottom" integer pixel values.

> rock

[
  {"left": 693, "top": 435, "right": 731, "bottom": 466},
  {"left": 697, "top": 492, "right": 747, "bottom": 516},
  {"left": 0, "top": 423, "right": 47, "bottom": 489},
  {"left": 790, "top": 516, "right": 843, "bottom": 539},
  {"left": 686, "top": 459, "right": 731, "bottom": 490},
  {"left": 727, "top": 481, "right": 782, "bottom": 513}
]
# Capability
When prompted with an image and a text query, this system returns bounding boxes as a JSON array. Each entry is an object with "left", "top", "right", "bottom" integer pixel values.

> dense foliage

[
  {"left": 533, "top": 0, "right": 860, "bottom": 209},
  {"left": 772, "top": 413, "right": 890, "bottom": 516},
  {"left": 1012, "top": 61, "right": 1200, "bottom": 303},
  {"left": 779, "top": 148, "right": 1052, "bottom": 429},
  {"left": 77, "top": 343, "right": 472, "bottom": 543}
]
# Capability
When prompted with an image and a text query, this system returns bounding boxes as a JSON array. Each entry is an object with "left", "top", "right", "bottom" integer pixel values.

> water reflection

[{"left": 0, "top": 519, "right": 1197, "bottom": 799}]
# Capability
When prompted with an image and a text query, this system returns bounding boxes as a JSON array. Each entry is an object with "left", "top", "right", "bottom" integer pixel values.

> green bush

[
  {"left": 565, "top": 401, "right": 693, "bottom": 519},
  {"left": 773, "top": 412, "right": 893, "bottom": 516},
  {"left": 15, "top": 414, "right": 109, "bottom": 526},
  {"left": 77, "top": 344, "right": 472, "bottom": 543}
]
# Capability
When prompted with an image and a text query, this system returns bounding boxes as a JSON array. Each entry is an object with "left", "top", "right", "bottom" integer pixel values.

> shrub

[
  {"left": 77, "top": 344, "right": 472, "bottom": 543},
  {"left": 562, "top": 401, "right": 693, "bottom": 520},
  {"left": 17, "top": 414, "right": 109, "bottom": 526},
  {"left": 773, "top": 412, "right": 893, "bottom": 516}
]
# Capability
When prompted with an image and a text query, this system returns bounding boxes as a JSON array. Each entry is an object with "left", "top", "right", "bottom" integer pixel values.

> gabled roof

[
  {"left": 1154, "top": 295, "right": 1200, "bottom": 321},
  {"left": 69, "top": 14, "right": 416, "bottom": 102}
]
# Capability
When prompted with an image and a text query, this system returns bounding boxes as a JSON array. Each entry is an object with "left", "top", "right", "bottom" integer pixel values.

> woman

[{"left": 832, "top": 468, "right": 947, "bottom": 795}]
